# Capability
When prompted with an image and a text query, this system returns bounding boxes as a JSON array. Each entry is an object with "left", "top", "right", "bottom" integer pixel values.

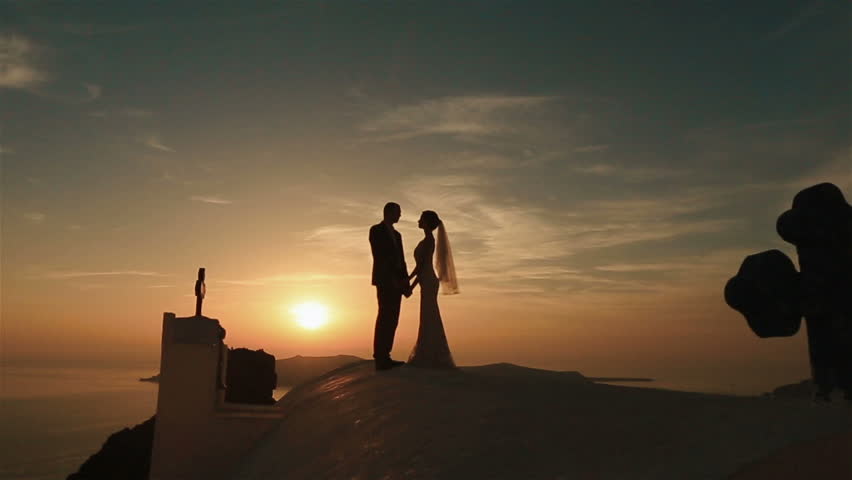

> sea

[{"left": 0, "top": 366, "right": 290, "bottom": 480}]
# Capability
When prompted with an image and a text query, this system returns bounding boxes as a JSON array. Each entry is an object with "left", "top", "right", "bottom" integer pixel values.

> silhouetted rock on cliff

[
  {"left": 226, "top": 348, "right": 277, "bottom": 404},
  {"left": 138, "top": 373, "right": 159, "bottom": 382},
  {"left": 66, "top": 416, "right": 155, "bottom": 480},
  {"left": 275, "top": 354, "right": 363, "bottom": 387},
  {"left": 724, "top": 249, "right": 802, "bottom": 338},
  {"left": 73, "top": 348, "right": 281, "bottom": 478},
  {"left": 770, "top": 379, "right": 814, "bottom": 399}
]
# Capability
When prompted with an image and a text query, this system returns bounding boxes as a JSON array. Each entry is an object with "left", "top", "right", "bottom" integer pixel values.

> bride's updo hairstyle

[{"left": 421, "top": 210, "right": 441, "bottom": 231}]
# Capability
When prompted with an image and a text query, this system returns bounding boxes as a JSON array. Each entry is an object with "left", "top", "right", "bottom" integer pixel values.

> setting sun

[{"left": 290, "top": 302, "right": 330, "bottom": 330}]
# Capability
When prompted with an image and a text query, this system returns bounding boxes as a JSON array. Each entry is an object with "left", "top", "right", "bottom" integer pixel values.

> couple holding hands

[{"left": 369, "top": 202, "right": 459, "bottom": 371}]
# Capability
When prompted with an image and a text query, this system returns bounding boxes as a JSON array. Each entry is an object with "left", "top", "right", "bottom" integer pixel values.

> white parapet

[{"left": 149, "top": 313, "right": 284, "bottom": 480}]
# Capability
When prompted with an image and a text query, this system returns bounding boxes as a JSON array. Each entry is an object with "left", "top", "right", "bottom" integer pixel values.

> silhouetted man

[{"left": 369, "top": 202, "right": 411, "bottom": 371}]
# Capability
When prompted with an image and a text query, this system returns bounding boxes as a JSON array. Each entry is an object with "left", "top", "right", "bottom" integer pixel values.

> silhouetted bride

[{"left": 408, "top": 210, "right": 459, "bottom": 368}]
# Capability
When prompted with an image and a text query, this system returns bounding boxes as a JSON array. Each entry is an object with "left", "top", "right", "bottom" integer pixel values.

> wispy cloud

[
  {"left": 83, "top": 83, "right": 101, "bottom": 101},
  {"left": 788, "top": 147, "right": 852, "bottom": 193},
  {"left": 144, "top": 135, "right": 175, "bottom": 152},
  {"left": 573, "top": 164, "right": 615, "bottom": 175},
  {"left": 190, "top": 195, "right": 232, "bottom": 205},
  {"left": 572, "top": 163, "right": 688, "bottom": 182},
  {"left": 573, "top": 144, "right": 609, "bottom": 153},
  {"left": 159, "top": 171, "right": 201, "bottom": 186},
  {"left": 305, "top": 174, "right": 745, "bottom": 297},
  {"left": 62, "top": 22, "right": 145, "bottom": 36},
  {"left": 444, "top": 151, "right": 518, "bottom": 169},
  {"left": 72, "top": 283, "right": 108, "bottom": 291},
  {"left": 40, "top": 270, "right": 169, "bottom": 280},
  {"left": 304, "top": 224, "right": 369, "bottom": 259},
  {"left": 23, "top": 212, "right": 46, "bottom": 224},
  {"left": 362, "top": 95, "right": 559, "bottom": 142},
  {"left": 586, "top": 247, "right": 763, "bottom": 295},
  {"left": 218, "top": 272, "right": 367, "bottom": 286},
  {"left": 122, "top": 108, "right": 153, "bottom": 118},
  {"left": 91, "top": 108, "right": 153, "bottom": 119},
  {"left": 595, "top": 263, "right": 695, "bottom": 273},
  {"left": 762, "top": 0, "right": 825, "bottom": 43},
  {"left": 0, "top": 35, "right": 47, "bottom": 90},
  {"left": 440, "top": 149, "right": 566, "bottom": 170}
]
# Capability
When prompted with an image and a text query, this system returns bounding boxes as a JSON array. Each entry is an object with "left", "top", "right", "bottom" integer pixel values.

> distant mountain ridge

[{"left": 275, "top": 355, "right": 363, "bottom": 387}]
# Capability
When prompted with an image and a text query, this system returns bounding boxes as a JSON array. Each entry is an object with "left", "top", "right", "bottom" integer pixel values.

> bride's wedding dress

[{"left": 408, "top": 238, "right": 456, "bottom": 369}]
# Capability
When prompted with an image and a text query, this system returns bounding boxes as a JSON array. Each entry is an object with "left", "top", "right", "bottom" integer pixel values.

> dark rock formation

[
  {"left": 72, "top": 352, "right": 362, "bottom": 478},
  {"left": 770, "top": 379, "right": 814, "bottom": 400},
  {"left": 66, "top": 416, "right": 155, "bottom": 480},
  {"left": 138, "top": 373, "right": 159, "bottom": 383},
  {"left": 724, "top": 249, "right": 801, "bottom": 337},
  {"left": 226, "top": 348, "right": 277, "bottom": 404},
  {"left": 777, "top": 183, "right": 852, "bottom": 319},
  {"left": 275, "top": 354, "right": 363, "bottom": 387},
  {"left": 726, "top": 182, "right": 852, "bottom": 399},
  {"left": 778, "top": 183, "right": 852, "bottom": 399}
]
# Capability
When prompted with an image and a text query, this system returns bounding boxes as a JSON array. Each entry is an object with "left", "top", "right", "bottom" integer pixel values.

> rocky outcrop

[
  {"left": 73, "top": 352, "right": 362, "bottom": 478},
  {"left": 226, "top": 348, "right": 277, "bottom": 405},
  {"left": 724, "top": 249, "right": 801, "bottom": 338},
  {"left": 776, "top": 182, "right": 852, "bottom": 319},
  {"left": 770, "top": 379, "right": 814, "bottom": 400},
  {"left": 66, "top": 416, "right": 155, "bottom": 480},
  {"left": 71, "top": 347, "right": 280, "bottom": 478},
  {"left": 726, "top": 183, "right": 852, "bottom": 397}
]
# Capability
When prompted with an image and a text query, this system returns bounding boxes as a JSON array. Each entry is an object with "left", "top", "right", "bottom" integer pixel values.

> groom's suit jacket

[{"left": 369, "top": 222, "right": 408, "bottom": 289}]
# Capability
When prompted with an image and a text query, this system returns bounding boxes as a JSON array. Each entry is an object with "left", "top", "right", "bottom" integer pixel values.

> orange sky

[{"left": 2, "top": 2, "right": 849, "bottom": 394}]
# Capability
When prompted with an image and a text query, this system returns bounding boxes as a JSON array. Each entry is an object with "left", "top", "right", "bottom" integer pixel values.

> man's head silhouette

[{"left": 383, "top": 202, "right": 401, "bottom": 224}]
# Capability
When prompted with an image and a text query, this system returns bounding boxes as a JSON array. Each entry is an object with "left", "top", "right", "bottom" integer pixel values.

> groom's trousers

[{"left": 374, "top": 286, "right": 402, "bottom": 361}]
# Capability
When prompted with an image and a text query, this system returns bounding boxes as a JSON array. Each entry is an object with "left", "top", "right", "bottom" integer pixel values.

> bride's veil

[{"left": 435, "top": 222, "right": 460, "bottom": 295}]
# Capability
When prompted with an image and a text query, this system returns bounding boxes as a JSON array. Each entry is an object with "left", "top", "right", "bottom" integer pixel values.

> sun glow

[{"left": 290, "top": 301, "right": 329, "bottom": 330}]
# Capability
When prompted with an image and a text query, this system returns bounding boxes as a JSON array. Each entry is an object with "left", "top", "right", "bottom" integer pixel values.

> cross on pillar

[{"left": 195, "top": 267, "right": 206, "bottom": 317}]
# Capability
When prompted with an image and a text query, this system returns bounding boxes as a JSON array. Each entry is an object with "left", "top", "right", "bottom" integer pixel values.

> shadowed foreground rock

[
  {"left": 724, "top": 249, "right": 801, "bottom": 338},
  {"left": 66, "top": 416, "right": 155, "bottom": 480},
  {"left": 225, "top": 347, "right": 277, "bottom": 404},
  {"left": 730, "top": 431, "right": 852, "bottom": 479},
  {"left": 726, "top": 182, "right": 852, "bottom": 399},
  {"left": 232, "top": 362, "right": 852, "bottom": 480},
  {"left": 68, "top": 348, "right": 279, "bottom": 478},
  {"left": 770, "top": 379, "right": 814, "bottom": 400}
]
